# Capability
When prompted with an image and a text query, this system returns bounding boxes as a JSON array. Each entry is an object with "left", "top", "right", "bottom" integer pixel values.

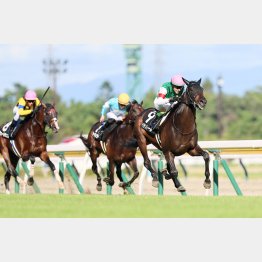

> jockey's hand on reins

[{"left": 169, "top": 97, "right": 178, "bottom": 103}]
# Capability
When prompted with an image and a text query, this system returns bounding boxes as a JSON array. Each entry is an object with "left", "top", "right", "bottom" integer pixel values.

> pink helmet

[
  {"left": 171, "top": 75, "right": 185, "bottom": 87},
  {"left": 24, "top": 90, "right": 37, "bottom": 100}
]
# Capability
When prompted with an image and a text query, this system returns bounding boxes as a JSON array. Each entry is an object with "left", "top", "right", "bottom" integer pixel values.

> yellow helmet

[{"left": 118, "top": 93, "right": 130, "bottom": 105}]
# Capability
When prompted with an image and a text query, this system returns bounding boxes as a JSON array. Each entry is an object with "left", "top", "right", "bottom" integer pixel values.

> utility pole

[
  {"left": 42, "top": 45, "right": 68, "bottom": 104},
  {"left": 216, "top": 75, "right": 224, "bottom": 138}
]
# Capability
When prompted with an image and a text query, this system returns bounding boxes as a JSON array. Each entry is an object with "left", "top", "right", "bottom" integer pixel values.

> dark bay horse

[
  {"left": 133, "top": 78, "right": 211, "bottom": 192},
  {"left": 80, "top": 100, "right": 144, "bottom": 192},
  {"left": 0, "top": 103, "right": 63, "bottom": 194}
]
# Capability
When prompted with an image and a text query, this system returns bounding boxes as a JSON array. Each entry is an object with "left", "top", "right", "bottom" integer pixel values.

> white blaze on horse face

[{"left": 52, "top": 118, "right": 60, "bottom": 131}]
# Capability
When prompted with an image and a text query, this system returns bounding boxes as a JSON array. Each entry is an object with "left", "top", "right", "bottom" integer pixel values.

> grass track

[{"left": 1, "top": 195, "right": 262, "bottom": 218}]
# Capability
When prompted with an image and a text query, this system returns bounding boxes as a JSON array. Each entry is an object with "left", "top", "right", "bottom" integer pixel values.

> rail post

[
  {"left": 208, "top": 149, "right": 243, "bottom": 196},
  {"left": 157, "top": 153, "right": 164, "bottom": 195},
  {"left": 106, "top": 163, "right": 112, "bottom": 195},
  {"left": 55, "top": 152, "right": 85, "bottom": 194},
  {"left": 15, "top": 162, "right": 20, "bottom": 193}
]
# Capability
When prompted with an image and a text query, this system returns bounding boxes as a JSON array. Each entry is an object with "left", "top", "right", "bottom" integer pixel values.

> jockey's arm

[
  {"left": 154, "top": 87, "right": 171, "bottom": 107},
  {"left": 18, "top": 108, "right": 33, "bottom": 116},
  {"left": 100, "top": 100, "right": 111, "bottom": 121}
]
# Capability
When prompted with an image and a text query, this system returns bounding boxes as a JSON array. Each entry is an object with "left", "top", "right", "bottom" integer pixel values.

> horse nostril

[{"left": 201, "top": 99, "right": 207, "bottom": 105}]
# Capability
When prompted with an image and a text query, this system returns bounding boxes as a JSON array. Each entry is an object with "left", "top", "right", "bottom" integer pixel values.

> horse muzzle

[
  {"left": 50, "top": 118, "right": 60, "bottom": 133},
  {"left": 196, "top": 98, "right": 207, "bottom": 110}
]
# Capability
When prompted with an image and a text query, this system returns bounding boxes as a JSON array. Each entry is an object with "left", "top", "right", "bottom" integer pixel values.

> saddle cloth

[{"left": 0, "top": 122, "right": 12, "bottom": 138}]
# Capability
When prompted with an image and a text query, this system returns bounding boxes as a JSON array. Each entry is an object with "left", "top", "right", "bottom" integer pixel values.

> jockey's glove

[{"left": 169, "top": 97, "right": 178, "bottom": 103}]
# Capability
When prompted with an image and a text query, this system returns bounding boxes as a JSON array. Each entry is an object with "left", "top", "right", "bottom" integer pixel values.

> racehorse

[
  {"left": 80, "top": 100, "right": 144, "bottom": 193},
  {"left": 0, "top": 103, "right": 63, "bottom": 194},
  {"left": 133, "top": 78, "right": 211, "bottom": 192}
]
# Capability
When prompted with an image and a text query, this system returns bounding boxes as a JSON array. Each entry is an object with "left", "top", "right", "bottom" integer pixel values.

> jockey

[
  {"left": 95, "top": 93, "right": 130, "bottom": 141},
  {"left": 149, "top": 75, "right": 185, "bottom": 135},
  {"left": 7, "top": 90, "right": 41, "bottom": 139}
]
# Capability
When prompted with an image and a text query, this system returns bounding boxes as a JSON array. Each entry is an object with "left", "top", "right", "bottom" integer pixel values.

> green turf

[{"left": 0, "top": 195, "right": 262, "bottom": 218}]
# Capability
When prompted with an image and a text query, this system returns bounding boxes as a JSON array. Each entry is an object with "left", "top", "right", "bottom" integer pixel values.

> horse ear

[
  {"left": 140, "top": 100, "right": 143, "bottom": 106},
  {"left": 197, "top": 78, "right": 202, "bottom": 85},
  {"left": 182, "top": 77, "right": 190, "bottom": 86}
]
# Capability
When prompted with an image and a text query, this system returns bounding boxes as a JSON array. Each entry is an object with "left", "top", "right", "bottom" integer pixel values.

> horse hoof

[
  {"left": 103, "top": 177, "right": 114, "bottom": 186},
  {"left": 119, "top": 182, "right": 125, "bottom": 188},
  {"left": 164, "top": 174, "right": 172, "bottom": 180},
  {"left": 6, "top": 190, "right": 10, "bottom": 195},
  {"left": 152, "top": 180, "right": 159, "bottom": 188},
  {"left": 103, "top": 177, "right": 110, "bottom": 183},
  {"left": 177, "top": 186, "right": 186, "bottom": 192},
  {"left": 27, "top": 177, "right": 34, "bottom": 186},
  {"left": 96, "top": 184, "right": 102, "bottom": 191},
  {"left": 203, "top": 181, "right": 211, "bottom": 189}
]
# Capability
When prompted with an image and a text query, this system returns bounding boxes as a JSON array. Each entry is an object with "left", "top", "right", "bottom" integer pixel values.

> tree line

[{"left": 0, "top": 79, "right": 261, "bottom": 144}]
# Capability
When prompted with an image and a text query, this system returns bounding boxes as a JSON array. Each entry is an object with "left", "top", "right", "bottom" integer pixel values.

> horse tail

[
  {"left": 124, "top": 138, "right": 138, "bottom": 148},
  {"left": 79, "top": 132, "right": 90, "bottom": 150}
]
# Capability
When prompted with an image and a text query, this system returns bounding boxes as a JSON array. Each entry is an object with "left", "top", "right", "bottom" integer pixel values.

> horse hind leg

[
  {"left": 4, "top": 172, "right": 11, "bottom": 194},
  {"left": 90, "top": 151, "right": 102, "bottom": 191},
  {"left": 136, "top": 136, "right": 158, "bottom": 187},
  {"left": 6, "top": 154, "right": 25, "bottom": 194}
]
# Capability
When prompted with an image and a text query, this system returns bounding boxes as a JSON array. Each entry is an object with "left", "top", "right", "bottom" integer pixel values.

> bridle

[{"left": 44, "top": 106, "right": 59, "bottom": 130}]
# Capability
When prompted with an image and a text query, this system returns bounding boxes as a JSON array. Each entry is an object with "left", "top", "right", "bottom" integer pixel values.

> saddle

[{"left": 93, "top": 119, "right": 120, "bottom": 141}]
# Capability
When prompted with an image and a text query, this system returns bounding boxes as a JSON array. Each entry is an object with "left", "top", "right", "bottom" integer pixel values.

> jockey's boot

[
  {"left": 101, "top": 119, "right": 118, "bottom": 142},
  {"left": 8, "top": 119, "right": 20, "bottom": 139},
  {"left": 149, "top": 112, "right": 165, "bottom": 136}
]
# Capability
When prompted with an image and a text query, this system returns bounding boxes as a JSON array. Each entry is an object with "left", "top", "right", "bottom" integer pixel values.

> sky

[{"left": 0, "top": 44, "right": 262, "bottom": 104}]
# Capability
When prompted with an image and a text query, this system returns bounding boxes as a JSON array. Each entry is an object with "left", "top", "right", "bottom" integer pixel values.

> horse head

[
  {"left": 125, "top": 100, "right": 144, "bottom": 123},
  {"left": 43, "top": 103, "right": 60, "bottom": 133},
  {"left": 182, "top": 78, "right": 207, "bottom": 110}
]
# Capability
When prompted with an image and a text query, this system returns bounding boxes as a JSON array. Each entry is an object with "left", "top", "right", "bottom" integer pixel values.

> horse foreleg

[
  {"left": 136, "top": 136, "right": 158, "bottom": 188},
  {"left": 90, "top": 150, "right": 102, "bottom": 191},
  {"left": 40, "top": 151, "right": 65, "bottom": 191},
  {"left": 164, "top": 151, "right": 186, "bottom": 192},
  {"left": 103, "top": 160, "right": 115, "bottom": 186},
  {"left": 116, "top": 164, "right": 127, "bottom": 194},
  {"left": 188, "top": 145, "right": 211, "bottom": 189},
  {"left": 27, "top": 157, "right": 35, "bottom": 186},
  {"left": 119, "top": 158, "right": 139, "bottom": 190}
]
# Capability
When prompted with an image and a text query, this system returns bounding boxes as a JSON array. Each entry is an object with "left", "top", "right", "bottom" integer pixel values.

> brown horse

[
  {"left": 80, "top": 100, "right": 144, "bottom": 192},
  {"left": 133, "top": 78, "right": 211, "bottom": 192},
  {"left": 0, "top": 103, "right": 63, "bottom": 194}
]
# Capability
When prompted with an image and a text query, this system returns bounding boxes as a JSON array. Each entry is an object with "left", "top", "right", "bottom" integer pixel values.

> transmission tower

[
  {"left": 42, "top": 45, "right": 68, "bottom": 103},
  {"left": 123, "top": 44, "right": 142, "bottom": 101}
]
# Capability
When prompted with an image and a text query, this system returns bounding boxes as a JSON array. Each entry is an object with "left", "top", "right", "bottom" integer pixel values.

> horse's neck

[
  {"left": 31, "top": 108, "right": 46, "bottom": 130},
  {"left": 170, "top": 100, "right": 196, "bottom": 132}
]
